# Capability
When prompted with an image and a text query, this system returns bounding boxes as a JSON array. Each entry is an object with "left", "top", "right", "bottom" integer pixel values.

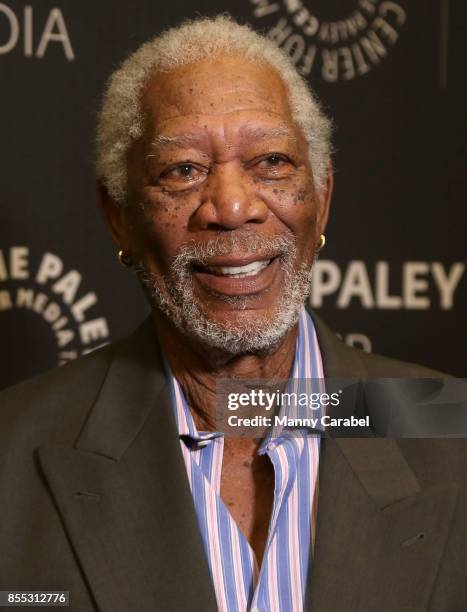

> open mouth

[
  {"left": 191, "top": 256, "right": 280, "bottom": 297},
  {"left": 193, "top": 257, "right": 275, "bottom": 278}
]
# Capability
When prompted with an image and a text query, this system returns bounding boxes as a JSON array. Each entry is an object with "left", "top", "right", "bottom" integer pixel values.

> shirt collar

[{"left": 163, "top": 305, "right": 325, "bottom": 451}]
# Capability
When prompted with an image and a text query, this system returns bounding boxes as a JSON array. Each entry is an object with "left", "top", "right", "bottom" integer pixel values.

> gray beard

[{"left": 136, "top": 232, "right": 314, "bottom": 356}]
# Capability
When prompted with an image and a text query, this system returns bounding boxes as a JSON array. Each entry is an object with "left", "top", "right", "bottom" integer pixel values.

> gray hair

[{"left": 95, "top": 14, "right": 332, "bottom": 205}]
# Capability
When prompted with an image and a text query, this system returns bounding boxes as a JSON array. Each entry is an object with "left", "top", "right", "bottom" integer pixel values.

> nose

[{"left": 192, "top": 162, "right": 269, "bottom": 230}]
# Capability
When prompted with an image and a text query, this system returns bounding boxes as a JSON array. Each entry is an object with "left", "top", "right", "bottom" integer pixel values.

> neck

[{"left": 153, "top": 311, "right": 299, "bottom": 431}]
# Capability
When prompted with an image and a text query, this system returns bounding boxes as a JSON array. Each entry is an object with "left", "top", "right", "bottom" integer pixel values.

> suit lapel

[
  {"left": 307, "top": 310, "right": 460, "bottom": 611},
  {"left": 38, "top": 319, "right": 218, "bottom": 612},
  {"left": 305, "top": 437, "right": 459, "bottom": 611}
]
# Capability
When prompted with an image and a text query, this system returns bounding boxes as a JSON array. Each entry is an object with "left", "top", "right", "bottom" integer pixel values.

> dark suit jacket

[{"left": 1, "top": 310, "right": 466, "bottom": 611}]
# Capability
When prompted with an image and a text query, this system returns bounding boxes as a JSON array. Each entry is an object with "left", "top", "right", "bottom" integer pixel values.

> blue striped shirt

[{"left": 164, "top": 307, "right": 324, "bottom": 611}]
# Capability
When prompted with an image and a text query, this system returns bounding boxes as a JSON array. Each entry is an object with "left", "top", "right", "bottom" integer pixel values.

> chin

[{"left": 176, "top": 299, "right": 300, "bottom": 357}]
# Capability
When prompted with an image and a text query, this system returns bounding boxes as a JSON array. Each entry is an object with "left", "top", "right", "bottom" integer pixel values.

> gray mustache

[{"left": 172, "top": 233, "right": 296, "bottom": 269}]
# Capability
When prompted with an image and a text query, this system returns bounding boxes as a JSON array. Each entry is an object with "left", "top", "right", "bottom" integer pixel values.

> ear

[
  {"left": 316, "top": 161, "right": 333, "bottom": 237},
  {"left": 96, "top": 181, "right": 131, "bottom": 255}
]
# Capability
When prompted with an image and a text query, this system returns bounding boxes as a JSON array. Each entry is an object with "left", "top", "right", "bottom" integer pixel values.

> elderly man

[{"left": 0, "top": 15, "right": 466, "bottom": 612}]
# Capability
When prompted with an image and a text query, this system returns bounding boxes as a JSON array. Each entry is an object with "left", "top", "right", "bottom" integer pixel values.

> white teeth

[{"left": 203, "top": 259, "right": 271, "bottom": 277}]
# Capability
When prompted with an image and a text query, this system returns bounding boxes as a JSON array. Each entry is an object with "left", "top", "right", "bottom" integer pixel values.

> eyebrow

[
  {"left": 148, "top": 126, "right": 297, "bottom": 154},
  {"left": 239, "top": 126, "right": 297, "bottom": 142},
  {"left": 150, "top": 134, "right": 204, "bottom": 149}
]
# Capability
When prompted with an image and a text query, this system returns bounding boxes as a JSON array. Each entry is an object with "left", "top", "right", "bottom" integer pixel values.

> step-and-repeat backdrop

[{"left": 1, "top": 0, "right": 466, "bottom": 389}]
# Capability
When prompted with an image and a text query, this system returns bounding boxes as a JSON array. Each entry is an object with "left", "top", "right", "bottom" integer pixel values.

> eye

[
  {"left": 253, "top": 153, "right": 294, "bottom": 177},
  {"left": 157, "top": 162, "right": 208, "bottom": 190},
  {"left": 163, "top": 164, "right": 201, "bottom": 179},
  {"left": 258, "top": 154, "right": 290, "bottom": 168}
]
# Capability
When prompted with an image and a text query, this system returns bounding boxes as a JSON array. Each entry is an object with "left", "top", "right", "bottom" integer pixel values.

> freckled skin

[{"left": 99, "top": 54, "right": 333, "bottom": 566}]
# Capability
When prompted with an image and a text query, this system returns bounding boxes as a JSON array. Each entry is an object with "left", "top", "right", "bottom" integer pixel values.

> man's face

[{"left": 116, "top": 55, "right": 330, "bottom": 354}]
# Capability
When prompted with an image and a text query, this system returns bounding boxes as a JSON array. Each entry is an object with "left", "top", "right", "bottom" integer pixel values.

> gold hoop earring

[
  {"left": 118, "top": 249, "right": 133, "bottom": 267},
  {"left": 317, "top": 234, "right": 326, "bottom": 252}
]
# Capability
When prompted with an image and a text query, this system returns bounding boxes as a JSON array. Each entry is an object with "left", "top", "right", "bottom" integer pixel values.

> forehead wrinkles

[
  {"left": 141, "top": 59, "right": 299, "bottom": 149},
  {"left": 148, "top": 117, "right": 299, "bottom": 158}
]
